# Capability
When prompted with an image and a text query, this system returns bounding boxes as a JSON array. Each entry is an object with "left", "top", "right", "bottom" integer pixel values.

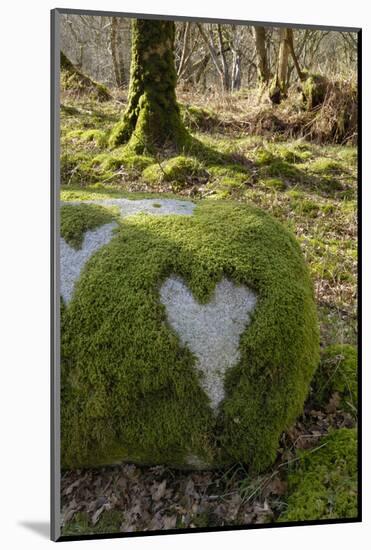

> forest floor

[{"left": 59, "top": 90, "right": 358, "bottom": 536}]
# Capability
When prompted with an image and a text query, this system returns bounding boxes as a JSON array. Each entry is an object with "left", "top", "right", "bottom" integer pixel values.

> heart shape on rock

[{"left": 160, "top": 276, "right": 257, "bottom": 411}]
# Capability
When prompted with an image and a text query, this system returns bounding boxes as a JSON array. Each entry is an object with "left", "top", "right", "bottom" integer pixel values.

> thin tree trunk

[
  {"left": 116, "top": 19, "right": 126, "bottom": 87},
  {"left": 193, "top": 54, "right": 210, "bottom": 85},
  {"left": 217, "top": 25, "right": 230, "bottom": 92},
  {"left": 286, "top": 29, "right": 305, "bottom": 82},
  {"left": 177, "top": 22, "right": 191, "bottom": 78},
  {"left": 197, "top": 24, "right": 231, "bottom": 92},
  {"left": 277, "top": 28, "right": 290, "bottom": 94},
  {"left": 269, "top": 28, "right": 290, "bottom": 104},
  {"left": 253, "top": 26, "right": 269, "bottom": 85},
  {"left": 231, "top": 51, "right": 241, "bottom": 91},
  {"left": 110, "top": 17, "right": 126, "bottom": 88}
]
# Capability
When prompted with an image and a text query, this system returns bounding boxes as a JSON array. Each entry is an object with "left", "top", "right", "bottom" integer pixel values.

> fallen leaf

[{"left": 152, "top": 480, "right": 167, "bottom": 502}]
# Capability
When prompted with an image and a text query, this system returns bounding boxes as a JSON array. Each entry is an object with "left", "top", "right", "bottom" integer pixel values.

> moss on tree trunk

[{"left": 109, "top": 20, "right": 190, "bottom": 153}]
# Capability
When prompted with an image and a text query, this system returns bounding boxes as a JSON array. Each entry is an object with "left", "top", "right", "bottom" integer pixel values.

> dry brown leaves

[{"left": 61, "top": 391, "right": 356, "bottom": 534}]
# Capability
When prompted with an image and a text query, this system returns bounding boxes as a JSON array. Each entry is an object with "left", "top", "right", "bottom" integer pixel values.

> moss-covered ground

[
  {"left": 60, "top": 91, "right": 358, "bottom": 533},
  {"left": 61, "top": 96, "right": 357, "bottom": 349},
  {"left": 278, "top": 428, "right": 357, "bottom": 521},
  {"left": 311, "top": 344, "right": 357, "bottom": 416}
]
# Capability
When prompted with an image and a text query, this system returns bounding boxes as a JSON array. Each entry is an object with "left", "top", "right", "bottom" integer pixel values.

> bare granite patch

[
  {"left": 63, "top": 198, "right": 196, "bottom": 218},
  {"left": 60, "top": 222, "right": 117, "bottom": 303},
  {"left": 160, "top": 276, "right": 257, "bottom": 411},
  {"left": 60, "top": 199, "right": 195, "bottom": 303}
]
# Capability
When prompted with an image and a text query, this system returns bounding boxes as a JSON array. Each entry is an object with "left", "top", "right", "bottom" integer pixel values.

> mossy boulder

[
  {"left": 61, "top": 199, "right": 319, "bottom": 472},
  {"left": 279, "top": 428, "right": 358, "bottom": 522},
  {"left": 311, "top": 344, "right": 357, "bottom": 415}
]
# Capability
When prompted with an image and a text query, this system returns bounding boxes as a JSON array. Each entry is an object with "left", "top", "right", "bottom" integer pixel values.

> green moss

[
  {"left": 205, "top": 162, "right": 251, "bottom": 198},
  {"left": 60, "top": 146, "right": 154, "bottom": 187},
  {"left": 311, "top": 344, "right": 357, "bottom": 414},
  {"left": 278, "top": 428, "right": 357, "bottom": 522},
  {"left": 255, "top": 149, "right": 275, "bottom": 166},
  {"left": 336, "top": 147, "right": 357, "bottom": 164},
  {"left": 261, "top": 178, "right": 286, "bottom": 191},
  {"left": 255, "top": 145, "right": 312, "bottom": 168},
  {"left": 92, "top": 149, "right": 154, "bottom": 173},
  {"left": 275, "top": 146, "right": 312, "bottom": 163},
  {"left": 61, "top": 103, "right": 80, "bottom": 116},
  {"left": 308, "top": 158, "right": 345, "bottom": 175},
  {"left": 66, "top": 129, "right": 107, "bottom": 148},
  {"left": 60, "top": 203, "right": 116, "bottom": 249},
  {"left": 320, "top": 203, "right": 336, "bottom": 215},
  {"left": 302, "top": 73, "right": 328, "bottom": 110},
  {"left": 60, "top": 152, "right": 99, "bottom": 186},
  {"left": 61, "top": 200, "right": 319, "bottom": 472},
  {"left": 62, "top": 511, "right": 122, "bottom": 536},
  {"left": 209, "top": 164, "right": 250, "bottom": 182},
  {"left": 142, "top": 156, "right": 208, "bottom": 189},
  {"left": 261, "top": 159, "right": 300, "bottom": 180},
  {"left": 181, "top": 104, "right": 219, "bottom": 132}
]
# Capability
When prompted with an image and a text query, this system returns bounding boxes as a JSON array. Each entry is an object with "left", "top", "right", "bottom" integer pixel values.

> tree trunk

[
  {"left": 217, "top": 25, "right": 231, "bottom": 92},
  {"left": 110, "top": 17, "right": 126, "bottom": 88},
  {"left": 277, "top": 28, "right": 290, "bottom": 94},
  {"left": 286, "top": 29, "right": 305, "bottom": 82},
  {"left": 193, "top": 54, "right": 210, "bottom": 86},
  {"left": 269, "top": 28, "right": 290, "bottom": 104},
  {"left": 231, "top": 51, "right": 241, "bottom": 91},
  {"left": 116, "top": 19, "right": 126, "bottom": 87},
  {"left": 109, "top": 20, "right": 189, "bottom": 152},
  {"left": 177, "top": 22, "right": 191, "bottom": 78},
  {"left": 253, "top": 26, "right": 269, "bottom": 85}
]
